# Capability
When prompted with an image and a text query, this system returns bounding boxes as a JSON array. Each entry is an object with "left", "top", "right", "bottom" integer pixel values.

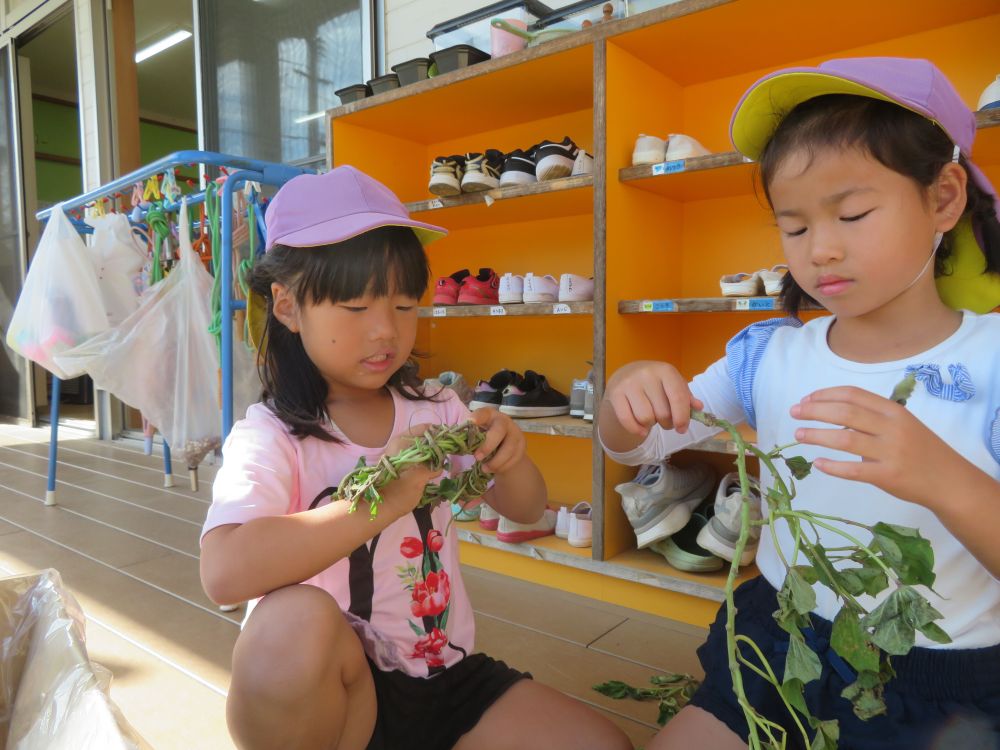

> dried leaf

[
  {"left": 784, "top": 632, "right": 822, "bottom": 685},
  {"left": 831, "top": 608, "right": 880, "bottom": 673}
]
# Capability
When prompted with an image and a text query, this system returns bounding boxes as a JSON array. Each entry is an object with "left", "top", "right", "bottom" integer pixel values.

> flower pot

[
  {"left": 428, "top": 45, "right": 491, "bottom": 75},
  {"left": 391, "top": 57, "right": 432, "bottom": 86},
  {"left": 367, "top": 73, "right": 400, "bottom": 95},
  {"left": 334, "top": 83, "right": 371, "bottom": 104}
]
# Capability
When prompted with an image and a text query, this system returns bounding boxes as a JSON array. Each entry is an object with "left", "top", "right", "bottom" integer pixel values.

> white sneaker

[
  {"left": 571, "top": 151, "right": 594, "bottom": 176},
  {"left": 498, "top": 273, "right": 524, "bottom": 304},
  {"left": 697, "top": 472, "right": 763, "bottom": 566},
  {"left": 664, "top": 133, "right": 711, "bottom": 161},
  {"left": 522, "top": 273, "right": 559, "bottom": 303},
  {"left": 757, "top": 264, "right": 788, "bottom": 296},
  {"left": 615, "top": 461, "right": 715, "bottom": 548},
  {"left": 568, "top": 501, "right": 593, "bottom": 548},
  {"left": 583, "top": 381, "right": 595, "bottom": 422},
  {"left": 632, "top": 134, "right": 667, "bottom": 166},
  {"left": 558, "top": 273, "right": 594, "bottom": 302},
  {"left": 496, "top": 508, "right": 558, "bottom": 543},
  {"left": 555, "top": 506, "right": 571, "bottom": 539},
  {"left": 720, "top": 271, "right": 762, "bottom": 297},
  {"left": 479, "top": 503, "right": 500, "bottom": 530}
]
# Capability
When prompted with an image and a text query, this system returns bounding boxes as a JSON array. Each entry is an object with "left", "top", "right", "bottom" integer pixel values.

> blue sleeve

[
  {"left": 989, "top": 407, "right": 1000, "bottom": 466},
  {"left": 725, "top": 317, "right": 803, "bottom": 429}
]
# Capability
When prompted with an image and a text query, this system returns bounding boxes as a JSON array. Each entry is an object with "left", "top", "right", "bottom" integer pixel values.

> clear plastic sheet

[{"left": 0, "top": 570, "right": 150, "bottom": 750}]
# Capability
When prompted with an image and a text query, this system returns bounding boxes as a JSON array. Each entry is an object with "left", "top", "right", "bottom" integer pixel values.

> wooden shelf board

[
  {"left": 420, "top": 300, "right": 592, "bottom": 318},
  {"left": 612, "top": 0, "right": 1000, "bottom": 86},
  {"left": 406, "top": 175, "right": 593, "bottom": 229},
  {"left": 328, "top": 44, "right": 594, "bottom": 143},
  {"left": 618, "top": 151, "right": 755, "bottom": 201},
  {"left": 456, "top": 520, "right": 758, "bottom": 601},
  {"left": 974, "top": 109, "right": 1000, "bottom": 167},
  {"left": 455, "top": 521, "right": 757, "bottom": 602},
  {"left": 618, "top": 296, "right": 822, "bottom": 314},
  {"left": 513, "top": 415, "right": 593, "bottom": 439}
]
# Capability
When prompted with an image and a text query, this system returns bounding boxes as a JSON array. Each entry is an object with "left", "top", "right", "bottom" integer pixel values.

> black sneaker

[
  {"left": 534, "top": 137, "right": 579, "bottom": 181},
  {"left": 429, "top": 155, "right": 465, "bottom": 196},
  {"left": 499, "top": 370, "right": 570, "bottom": 418},
  {"left": 462, "top": 149, "right": 505, "bottom": 192},
  {"left": 499, "top": 148, "right": 537, "bottom": 188},
  {"left": 469, "top": 370, "right": 523, "bottom": 410}
]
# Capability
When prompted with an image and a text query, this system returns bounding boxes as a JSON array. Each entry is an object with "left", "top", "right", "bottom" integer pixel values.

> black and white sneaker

[
  {"left": 462, "top": 149, "right": 505, "bottom": 192},
  {"left": 499, "top": 370, "right": 570, "bottom": 418},
  {"left": 499, "top": 148, "right": 537, "bottom": 188},
  {"left": 470, "top": 369, "right": 523, "bottom": 410},
  {"left": 429, "top": 155, "right": 465, "bottom": 196},
  {"left": 534, "top": 137, "right": 579, "bottom": 181}
]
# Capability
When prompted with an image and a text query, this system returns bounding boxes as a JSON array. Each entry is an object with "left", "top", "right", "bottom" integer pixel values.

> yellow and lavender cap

[{"left": 730, "top": 57, "right": 1000, "bottom": 312}]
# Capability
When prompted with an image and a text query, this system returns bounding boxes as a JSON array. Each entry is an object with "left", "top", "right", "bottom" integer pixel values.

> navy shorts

[
  {"left": 365, "top": 653, "right": 531, "bottom": 750},
  {"left": 688, "top": 576, "right": 1000, "bottom": 750}
]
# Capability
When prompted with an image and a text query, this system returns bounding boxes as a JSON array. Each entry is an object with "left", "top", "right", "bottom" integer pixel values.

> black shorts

[
  {"left": 689, "top": 576, "right": 1000, "bottom": 750},
  {"left": 365, "top": 653, "right": 531, "bottom": 750}
]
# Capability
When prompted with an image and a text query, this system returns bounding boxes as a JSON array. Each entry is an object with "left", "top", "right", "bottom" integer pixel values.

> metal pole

[{"left": 45, "top": 376, "right": 60, "bottom": 505}]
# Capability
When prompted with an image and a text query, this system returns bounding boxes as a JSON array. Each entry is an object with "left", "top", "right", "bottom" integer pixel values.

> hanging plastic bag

[
  {"left": 55, "top": 200, "right": 223, "bottom": 467},
  {"left": 84, "top": 213, "right": 146, "bottom": 327},
  {"left": 5, "top": 205, "right": 108, "bottom": 379}
]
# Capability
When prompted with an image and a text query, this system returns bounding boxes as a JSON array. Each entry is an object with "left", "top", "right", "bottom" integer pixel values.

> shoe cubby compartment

[{"left": 327, "top": 0, "right": 1000, "bottom": 627}]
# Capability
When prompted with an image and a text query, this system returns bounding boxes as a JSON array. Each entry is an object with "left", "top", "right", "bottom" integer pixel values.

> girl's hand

[
  {"left": 790, "top": 386, "right": 964, "bottom": 509},
  {"left": 469, "top": 408, "right": 526, "bottom": 475},
  {"left": 604, "top": 360, "right": 703, "bottom": 436}
]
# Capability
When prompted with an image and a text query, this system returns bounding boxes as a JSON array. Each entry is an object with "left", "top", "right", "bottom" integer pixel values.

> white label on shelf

[
  {"left": 432, "top": 307, "right": 447, "bottom": 317},
  {"left": 552, "top": 303, "right": 572, "bottom": 315},
  {"left": 749, "top": 297, "right": 776, "bottom": 310},
  {"left": 734, "top": 298, "right": 750, "bottom": 310},
  {"left": 428, "top": 199, "right": 443, "bottom": 209},
  {"left": 489, "top": 305, "right": 506, "bottom": 316},
  {"left": 651, "top": 160, "right": 685, "bottom": 176},
  {"left": 639, "top": 299, "right": 674, "bottom": 313},
  {"left": 483, "top": 194, "right": 495, "bottom": 207}
]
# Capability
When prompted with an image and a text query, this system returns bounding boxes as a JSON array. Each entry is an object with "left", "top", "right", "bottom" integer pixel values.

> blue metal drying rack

[{"left": 36, "top": 150, "right": 313, "bottom": 504}]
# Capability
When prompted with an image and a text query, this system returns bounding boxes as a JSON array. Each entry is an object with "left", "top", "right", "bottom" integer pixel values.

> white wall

[{"left": 383, "top": 0, "right": 504, "bottom": 69}]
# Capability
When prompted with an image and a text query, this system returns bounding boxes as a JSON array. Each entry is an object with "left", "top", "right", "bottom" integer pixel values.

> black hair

[
  {"left": 757, "top": 94, "right": 1000, "bottom": 315},
  {"left": 248, "top": 225, "right": 431, "bottom": 442}
]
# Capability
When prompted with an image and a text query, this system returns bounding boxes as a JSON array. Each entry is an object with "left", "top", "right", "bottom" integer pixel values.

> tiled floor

[{"left": 0, "top": 423, "right": 708, "bottom": 749}]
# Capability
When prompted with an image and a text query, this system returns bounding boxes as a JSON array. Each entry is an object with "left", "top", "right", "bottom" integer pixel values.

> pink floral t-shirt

[{"left": 201, "top": 388, "right": 480, "bottom": 678}]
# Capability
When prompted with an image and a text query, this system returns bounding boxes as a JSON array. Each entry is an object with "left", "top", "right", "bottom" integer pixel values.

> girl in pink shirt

[{"left": 200, "top": 166, "right": 630, "bottom": 750}]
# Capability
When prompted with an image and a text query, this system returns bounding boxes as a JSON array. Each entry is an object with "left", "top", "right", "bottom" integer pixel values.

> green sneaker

[
  {"left": 451, "top": 501, "right": 480, "bottom": 522},
  {"left": 650, "top": 510, "right": 723, "bottom": 573}
]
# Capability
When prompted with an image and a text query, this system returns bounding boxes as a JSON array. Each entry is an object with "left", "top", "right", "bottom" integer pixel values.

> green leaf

[
  {"left": 870, "top": 523, "right": 936, "bottom": 588},
  {"left": 861, "top": 589, "right": 915, "bottom": 656},
  {"left": 784, "top": 632, "right": 822, "bottom": 685},
  {"left": 840, "top": 669, "right": 888, "bottom": 721},
  {"left": 889, "top": 372, "right": 918, "bottom": 406},
  {"left": 785, "top": 567, "right": 819, "bottom": 615},
  {"left": 780, "top": 677, "right": 810, "bottom": 721},
  {"left": 407, "top": 619, "right": 425, "bottom": 637},
  {"left": 838, "top": 563, "right": 889, "bottom": 598},
  {"left": 916, "top": 621, "right": 952, "bottom": 645},
  {"left": 810, "top": 719, "right": 840, "bottom": 750},
  {"left": 785, "top": 455, "right": 813, "bottom": 480},
  {"left": 593, "top": 680, "right": 633, "bottom": 700},
  {"left": 831, "top": 608, "right": 880, "bottom": 673}
]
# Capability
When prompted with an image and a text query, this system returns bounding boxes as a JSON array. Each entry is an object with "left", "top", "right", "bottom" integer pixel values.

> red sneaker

[
  {"left": 433, "top": 269, "right": 470, "bottom": 305},
  {"left": 457, "top": 268, "right": 500, "bottom": 305}
]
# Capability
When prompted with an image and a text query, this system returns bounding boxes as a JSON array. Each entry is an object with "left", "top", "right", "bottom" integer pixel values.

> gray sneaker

[
  {"left": 696, "top": 471, "right": 762, "bottom": 566},
  {"left": 423, "top": 371, "right": 475, "bottom": 405},
  {"left": 614, "top": 461, "right": 715, "bottom": 548},
  {"left": 570, "top": 379, "right": 588, "bottom": 417},
  {"left": 583, "top": 381, "right": 595, "bottom": 422}
]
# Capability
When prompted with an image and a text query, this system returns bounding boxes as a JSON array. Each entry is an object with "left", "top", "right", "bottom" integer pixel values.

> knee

[{"left": 231, "top": 584, "right": 365, "bottom": 701}]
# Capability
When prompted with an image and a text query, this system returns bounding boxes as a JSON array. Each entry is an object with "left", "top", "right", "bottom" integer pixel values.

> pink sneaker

[
  {"left": 433, "top": 269, "right": 470, "bottom": 305},
  {"left": 496, "top": 508, "right": 557, "bottom": 543},
  {"left": 457, "top": 268, "right": 500, "bottom": 305},
  {"left": 479, "top": 503, "right": 500, "bottom": 530}
]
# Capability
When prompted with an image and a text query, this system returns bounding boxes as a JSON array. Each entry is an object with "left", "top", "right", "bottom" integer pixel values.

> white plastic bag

[
  {"left": 55, "top": 201, "right": 223, "bottom": 467},
  {"left": 0, "top": 569, "right": 151, "bottom": 749},
  {"left": 5, "top": 206, "right": 108, "bottom": 379},
  {"left": 84, "top": 213, "right": 146, "bottom": 327}
]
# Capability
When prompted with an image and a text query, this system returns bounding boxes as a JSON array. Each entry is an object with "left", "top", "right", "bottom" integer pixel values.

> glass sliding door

[{"left": 0, "top": 43, "right": 31, "bottom": 422}]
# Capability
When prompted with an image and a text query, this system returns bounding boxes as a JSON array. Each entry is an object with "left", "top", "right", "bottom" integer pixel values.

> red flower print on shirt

[
  {"left": 400, "top": 537, "right": 423, "bottom": 558},
  {"left": 410, "top": 569, "right": 451, "bottom": 617},
  {"left": 410, "top": 627, "right": 448, "bottom": 667},
  {"left": 427, "top": 529, "right": 444, "bottom": 552}
]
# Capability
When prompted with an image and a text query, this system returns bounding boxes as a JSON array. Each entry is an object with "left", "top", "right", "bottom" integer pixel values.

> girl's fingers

[
  {"left": 792, "top": 400, "right": 882, "bottom": 435},
  {"left": 665, "top": 387, "right": 694, "bottom": 434},
  {"left": 645, "top": 384, "right": 674, "bottom": 429},
  {"left": 624, "top": 391, "right": 656, "bottom": 431},
  {"left": 609, "top": 391, "right": 646, "bottom": 436},
  {"left": 795, "top": 426, "right": 880, "bottom": 462},
  {"left": 799, "top": 386, "right": 899, "bottom": 416}
]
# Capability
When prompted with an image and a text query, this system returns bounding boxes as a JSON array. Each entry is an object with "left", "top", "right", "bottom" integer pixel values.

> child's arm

[
  {"left": 792, "top": 385, "right": 1000, "bottom": 579},
  {"left": 468, "top": 408, "right": 547, "bottom": 523},
  {"left": 201, "top": 427, "right": 440, "bottom": 606}
]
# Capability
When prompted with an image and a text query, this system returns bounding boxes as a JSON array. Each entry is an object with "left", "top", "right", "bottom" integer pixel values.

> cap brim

[
  {"left": 730, "top": 70, "right": 917, "bottom": 160},
  {"left": 266, "top": 211, "right": 447, "bottom": 251}
]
